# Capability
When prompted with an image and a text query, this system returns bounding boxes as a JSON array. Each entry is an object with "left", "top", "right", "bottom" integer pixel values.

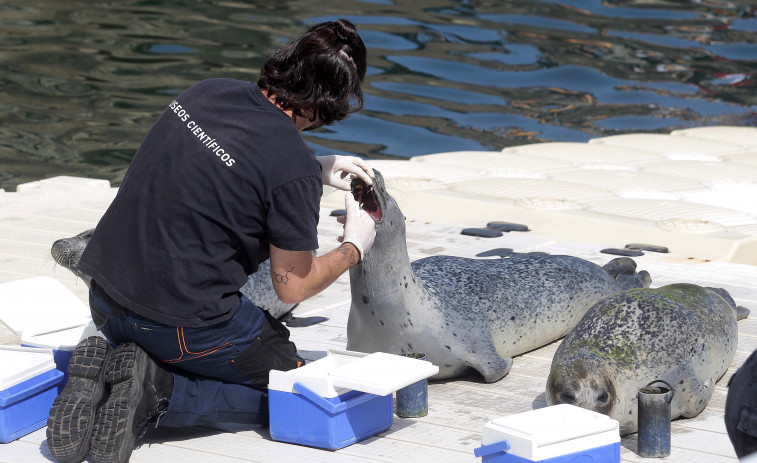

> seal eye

[{"left": 351, "top": 179, "right": 383, "bottom": 221}]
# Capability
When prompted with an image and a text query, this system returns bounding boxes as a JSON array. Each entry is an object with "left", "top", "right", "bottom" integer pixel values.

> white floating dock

[
  {"left": 320, "top": 126, "right": 757, "bottom": 265},
  {"left": 1, "top": 126, "right": 756, "bottom": 462}
]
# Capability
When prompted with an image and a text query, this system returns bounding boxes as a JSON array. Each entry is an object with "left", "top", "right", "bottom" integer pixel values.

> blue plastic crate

[
  {"left": 268, "top": 349, "right": 438, "bottom": 450},
  {"left": 269, "top": 381, "right": 393, "bottom": 450},
  {"left": 0, "top": 367, "right": 63, "bottom": 443},
  {"left": 475, "top": 441, "right": 620, "bottom": 463},
  {"left": 474, "top": 405, "right": 620, "bottom": 463}
]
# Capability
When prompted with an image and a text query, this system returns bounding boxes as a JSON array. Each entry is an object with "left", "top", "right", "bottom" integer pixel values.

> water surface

[{"left": 0, "top": 0, "right": 754, "bottom": 190}]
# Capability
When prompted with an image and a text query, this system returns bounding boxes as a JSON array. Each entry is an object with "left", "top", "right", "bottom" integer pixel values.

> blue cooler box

[
  {"left": 0, "top": 276, "right": 100, "bottom": 394},
  {"left": 22, "top": 321, "right": 103, "bottom": 393},
  {"left": 474, "top": 404, "right": 620, "bottom": 463},
  {"left": 0, "top": 346, "right": 64, "bottom": 443},
  {"left": 268, "top": 349, "right": 439, "bottom": 450}
]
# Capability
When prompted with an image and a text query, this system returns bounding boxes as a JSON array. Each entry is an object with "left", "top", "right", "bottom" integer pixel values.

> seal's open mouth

[{"left": 352, "top": 178, "right": 383, "bottom": 221}]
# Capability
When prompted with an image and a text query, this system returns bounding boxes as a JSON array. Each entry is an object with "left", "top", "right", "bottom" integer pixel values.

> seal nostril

[{"left": 559, "top": 392, "right": 577, "bottom": 404}]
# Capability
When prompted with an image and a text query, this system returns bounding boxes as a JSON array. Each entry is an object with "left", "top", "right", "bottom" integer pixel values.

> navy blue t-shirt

[{"left": 79, "top": 79, "right": 323, "bottom": 327}]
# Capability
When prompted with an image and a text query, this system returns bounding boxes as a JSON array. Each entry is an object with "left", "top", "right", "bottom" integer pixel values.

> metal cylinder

[
  {"left": 637, "top": 380, "right": 674, "bottom": 458},
  {"left": 395, "top": 353, "right": 429, "bottom": 418}
]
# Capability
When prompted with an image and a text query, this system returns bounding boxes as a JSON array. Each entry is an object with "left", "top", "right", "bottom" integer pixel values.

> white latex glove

[
  {"left": 317, "top": 155, "right": 374, "bottom": 191},
  {"left": 338, "top": 192, "right": 376, "bottom": 261}
]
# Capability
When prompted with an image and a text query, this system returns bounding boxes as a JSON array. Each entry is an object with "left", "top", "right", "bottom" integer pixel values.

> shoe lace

[{"left": 136, "top": 396, "right": 170, "bottom": 439}]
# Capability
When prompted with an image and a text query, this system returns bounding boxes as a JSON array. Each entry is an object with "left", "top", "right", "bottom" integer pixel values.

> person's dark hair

[{"left": 258, "top": 19, "right": 367, "bottom": 127}]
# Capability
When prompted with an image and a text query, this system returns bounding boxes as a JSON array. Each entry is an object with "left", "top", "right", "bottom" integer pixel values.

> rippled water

[{"left": 0, "top": 0, "right": 754, "bottom": 191}]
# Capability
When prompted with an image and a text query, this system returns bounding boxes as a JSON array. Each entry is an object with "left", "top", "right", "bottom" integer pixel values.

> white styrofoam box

[
  {"left": 0, "top": 346, "right": 57, "bottom": 390},
  {"left": 0, "top": 276, "right": 92, "bottom": 335},
  {"left": 480, "top": 404, "right": 620, "bottom": 461},
  {"left": 269, "top": 349, "right": 440, "bottom": 398}
]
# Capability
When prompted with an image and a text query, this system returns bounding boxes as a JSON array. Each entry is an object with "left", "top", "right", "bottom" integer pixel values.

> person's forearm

[
  {"left": 305, "top": 243, "right": 360, "bottom": 299},
  {"left": 273, "top": 243, "right": 359, "bottom": 304}
]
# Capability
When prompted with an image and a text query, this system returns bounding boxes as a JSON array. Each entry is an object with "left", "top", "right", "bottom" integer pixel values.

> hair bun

[{"left": 334, "top": 18, "right": 357, "bottom": 42}]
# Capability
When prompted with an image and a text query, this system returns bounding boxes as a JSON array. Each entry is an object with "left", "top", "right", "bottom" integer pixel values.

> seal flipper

[
  {"left": 283, "top": 315, "right": 329, "bottom": 327},
  {"left": 602, "top": 257, "right": 637, "bottom": 277},
  {"left": 680, "top": 376, "right": 715, "bottom": 419},
  {"left": 616, "top": 270, "right": 651, "bottom": 289},
  {"left": 470, "top": 354, "right": 513, "bottom": 383},
  {"left": 602, "top": 257, "right": 651, "bottom": 289}
]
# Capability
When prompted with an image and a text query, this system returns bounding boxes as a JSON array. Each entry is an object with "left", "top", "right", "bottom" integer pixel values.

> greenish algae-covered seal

[
  {"left": 546, "top": 283, "right": 750, "bottom": 435},
  {"left": 346, "top": 170, "right": 652, "bottom": 382},
  {"left": 51, "top": 229, "right": 324, "bottom": 326}
]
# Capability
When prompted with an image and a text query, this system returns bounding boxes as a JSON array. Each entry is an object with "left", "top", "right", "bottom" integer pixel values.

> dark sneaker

[
  {"left": 47, "top": 336, "right": 112, "bottom": 463},
  {"left": 89, "top": 342, "right": 173, "bottom": 463}
]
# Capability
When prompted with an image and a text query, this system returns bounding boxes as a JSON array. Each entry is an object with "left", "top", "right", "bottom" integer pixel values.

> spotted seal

[
  {"left": 346, "top": 170, "right": 652, "bottom": 382},
  {"left": 51, "top": 229, "right": 325, "bottom": 327},
  {"left": 546, "top": 283, "right": 749, "bottom": 435}
]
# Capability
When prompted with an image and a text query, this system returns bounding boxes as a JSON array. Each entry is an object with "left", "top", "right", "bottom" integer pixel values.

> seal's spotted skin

[
  {"left": 547, "top": 283, "right": 749, "bottom": 435},
  {"left": 346, "top": 170, "right": 652, "bottom": 383}
]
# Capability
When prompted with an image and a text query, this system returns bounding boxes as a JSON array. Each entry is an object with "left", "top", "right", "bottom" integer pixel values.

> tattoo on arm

[
  {"left": 274, "top": 266, "right": 294, "bottom": 285},
  {"left": 339, "top": 243, "right": 358, "bottom": 266}
]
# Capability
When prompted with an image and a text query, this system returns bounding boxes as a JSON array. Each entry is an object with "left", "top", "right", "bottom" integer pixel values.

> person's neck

[{"left": 264, "top": 90, "right": 295, "bottom": 121}]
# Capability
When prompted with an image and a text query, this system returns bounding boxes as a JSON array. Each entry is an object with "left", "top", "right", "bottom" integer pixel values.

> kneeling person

[{"left": 47, "top": 18, "right": 375, "bottom": 463}]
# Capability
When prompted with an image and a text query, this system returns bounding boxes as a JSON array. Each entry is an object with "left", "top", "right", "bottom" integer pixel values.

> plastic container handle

[
  {"left": 473, "top": 440, "right": 511, "bottom": 457},
  {"left": 292, "top": 382, "right": 380, "bottom": 414}
]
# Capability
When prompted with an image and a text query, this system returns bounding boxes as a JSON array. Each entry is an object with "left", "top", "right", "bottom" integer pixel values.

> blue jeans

[{"left": 88, "top": 281, "right": 303, "bottom": 428}]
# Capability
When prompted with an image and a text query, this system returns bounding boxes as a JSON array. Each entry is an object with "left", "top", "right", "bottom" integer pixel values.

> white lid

[
  {"left": 481, "top": 405, "right": 620, "bottom": 460},
  {"left": 484, "top": 404, "right": 618, "bottom": 447},
  {"left": 0, "top": 345, "right": 56, "bottom": 390},
  {"left": 22, "top": 320, "right": 102, "bottom": 350},
  {"left": 330, "top": 351, "right": 438, "bottom": 396},
  {"left": 0, "top": 277, "right": 91, "bottom": 336},
  {"left": 269, "top": 349, "right": 439, "bottom": 397}
]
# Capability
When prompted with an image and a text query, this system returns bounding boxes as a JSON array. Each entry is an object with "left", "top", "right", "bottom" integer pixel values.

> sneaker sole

[
  {"left": 89, "top": 342, "right": 150, "bottom": 463},
  {"left": 46, "top": 336, "right": 111, "bottom": 463}
]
